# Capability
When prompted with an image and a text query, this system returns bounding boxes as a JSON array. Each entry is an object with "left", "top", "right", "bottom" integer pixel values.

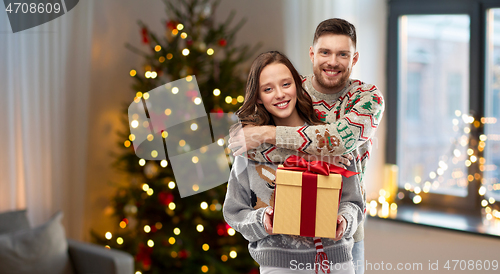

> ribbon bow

[{"left": 282, "top": 155, "right": 358, "bottom": 177}]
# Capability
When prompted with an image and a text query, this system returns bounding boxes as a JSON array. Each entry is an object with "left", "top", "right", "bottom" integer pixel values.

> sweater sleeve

[
  {"left": 223, "top": 157, "right": 270, "bottom": 242},
  {"left": 276, "top": 87, "right": 384, "bottom": 156},
  {"left": 337, "top": 159, "right": 365, "bottom": 239},
  {"left": 241, "top": 87, "right": 384, "bottom": 163}
]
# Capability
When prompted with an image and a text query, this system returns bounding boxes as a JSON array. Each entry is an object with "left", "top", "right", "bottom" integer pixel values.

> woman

[{"left": 223, "top": 51, "right": 363, "bottom": 274}]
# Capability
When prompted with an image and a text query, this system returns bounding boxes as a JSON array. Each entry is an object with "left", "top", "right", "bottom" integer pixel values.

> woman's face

[{"left": 257, "top": 63, "right": 301, "bottom": 126}]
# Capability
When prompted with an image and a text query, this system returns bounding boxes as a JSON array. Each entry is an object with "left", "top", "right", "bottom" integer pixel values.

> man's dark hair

[{"left": 313, "top": 18, "right": 357, "bottom": 48}]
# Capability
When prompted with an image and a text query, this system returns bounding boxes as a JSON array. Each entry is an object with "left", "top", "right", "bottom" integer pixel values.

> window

[
  {"left": 397, "top": 14, "right": 470, "bottom": 198},
  {"left": 387, "top": 0, "right": 500, "bottom": 233}
]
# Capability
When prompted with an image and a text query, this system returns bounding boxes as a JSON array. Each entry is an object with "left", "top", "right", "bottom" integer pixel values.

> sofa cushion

[
  {"left": 0, "top": 211, "right": 75, "bottom": 274},
  {"left": 0, "top": 210, "right": 30, "bottom": 235}
]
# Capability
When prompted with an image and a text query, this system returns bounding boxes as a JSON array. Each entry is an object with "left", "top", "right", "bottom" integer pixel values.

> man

[{"left": 229, "top": 18, "right": 384, "bottom": 274}]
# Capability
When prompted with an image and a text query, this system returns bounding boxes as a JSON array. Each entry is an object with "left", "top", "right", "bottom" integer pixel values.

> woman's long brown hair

[{"left": 235, "top": 51, "right": 324, "bottom": 129}]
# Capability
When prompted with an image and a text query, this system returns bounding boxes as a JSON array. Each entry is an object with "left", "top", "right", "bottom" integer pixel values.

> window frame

[{"left": 386, "top": 0, "right": 500, "bottom": 212}]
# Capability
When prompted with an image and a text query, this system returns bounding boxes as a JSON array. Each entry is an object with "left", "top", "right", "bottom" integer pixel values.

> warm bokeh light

[
  {"left": 169, "top": 202, "right": 176, "bottom": 210},
  {"left": 160, "top": 160, "right": 168, "bottom": 167},
  {"left": 217, "top": 138, "right": 225, "bottom": 146}
]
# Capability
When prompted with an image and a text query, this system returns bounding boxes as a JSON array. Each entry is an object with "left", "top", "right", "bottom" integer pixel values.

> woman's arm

[{"left": 229, "top": 86, "right": 384, "bottom": 161}]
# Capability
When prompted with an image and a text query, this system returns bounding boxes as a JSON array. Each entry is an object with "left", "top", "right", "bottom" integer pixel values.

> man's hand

[
  {"left": 228, "top": 125, "right": 276, "bottom": 156},
  {"left": 263, "top": 207, "right": 274, "bottom": 235},
  {"left": 332, "top": 215, "right": 347, "bottom": 241}
]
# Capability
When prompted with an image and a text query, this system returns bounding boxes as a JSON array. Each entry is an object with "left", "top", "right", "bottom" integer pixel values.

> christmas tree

[{"left": 91, "top": 0, "right": 260, "bottom": 273}]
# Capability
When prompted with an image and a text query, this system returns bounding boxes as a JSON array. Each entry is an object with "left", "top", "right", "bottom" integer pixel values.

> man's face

[{"left": 309, "top": 34, "right": 358, "bottom": 93}]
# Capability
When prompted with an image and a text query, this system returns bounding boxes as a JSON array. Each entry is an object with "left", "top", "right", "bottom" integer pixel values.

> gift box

[{"left": 272, "top": 156, "right": 356, "bottom": 238}]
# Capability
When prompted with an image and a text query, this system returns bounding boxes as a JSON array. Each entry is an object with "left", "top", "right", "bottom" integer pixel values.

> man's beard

[{"left": 313, "top": 65, "right": 351, "bottom": 92}]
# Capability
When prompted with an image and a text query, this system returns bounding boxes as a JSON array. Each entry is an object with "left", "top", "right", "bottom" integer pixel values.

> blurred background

[{"left": 1, "top": 0, "right": 499, "bottom": 273}]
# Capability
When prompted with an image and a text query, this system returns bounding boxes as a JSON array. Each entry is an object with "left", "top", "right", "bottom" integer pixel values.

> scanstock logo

[
  {"left": 128, "top": 76, "right": 246, "bottom": 198},
  {"left": 3, "top": 0, "right": 79, "bottom": 33}
]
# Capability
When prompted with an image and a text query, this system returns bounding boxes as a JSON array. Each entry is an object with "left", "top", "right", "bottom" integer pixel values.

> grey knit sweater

[{"left": 223, "top": 156, "right": 364, "bottom": 268}]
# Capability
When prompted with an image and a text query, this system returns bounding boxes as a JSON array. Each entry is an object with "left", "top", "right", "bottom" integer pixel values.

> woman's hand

[
  {"left": 333, "top": 215, "right": 347, "bottom": 241},
  {"left": 263, "top": 207, "right": 274, "bottom": 235},
  {"left": 228, "top": 125, "right": 276, "bottom": 156}
]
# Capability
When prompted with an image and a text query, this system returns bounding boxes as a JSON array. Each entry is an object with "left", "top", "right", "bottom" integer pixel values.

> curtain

[{"left": 0, "top": 1, "right": 93, "bottom": 240}]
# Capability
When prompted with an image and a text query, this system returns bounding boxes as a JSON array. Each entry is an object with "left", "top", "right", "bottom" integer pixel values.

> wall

[{"left": 84, "top": 0, "right": 286, "bottom": 240}]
